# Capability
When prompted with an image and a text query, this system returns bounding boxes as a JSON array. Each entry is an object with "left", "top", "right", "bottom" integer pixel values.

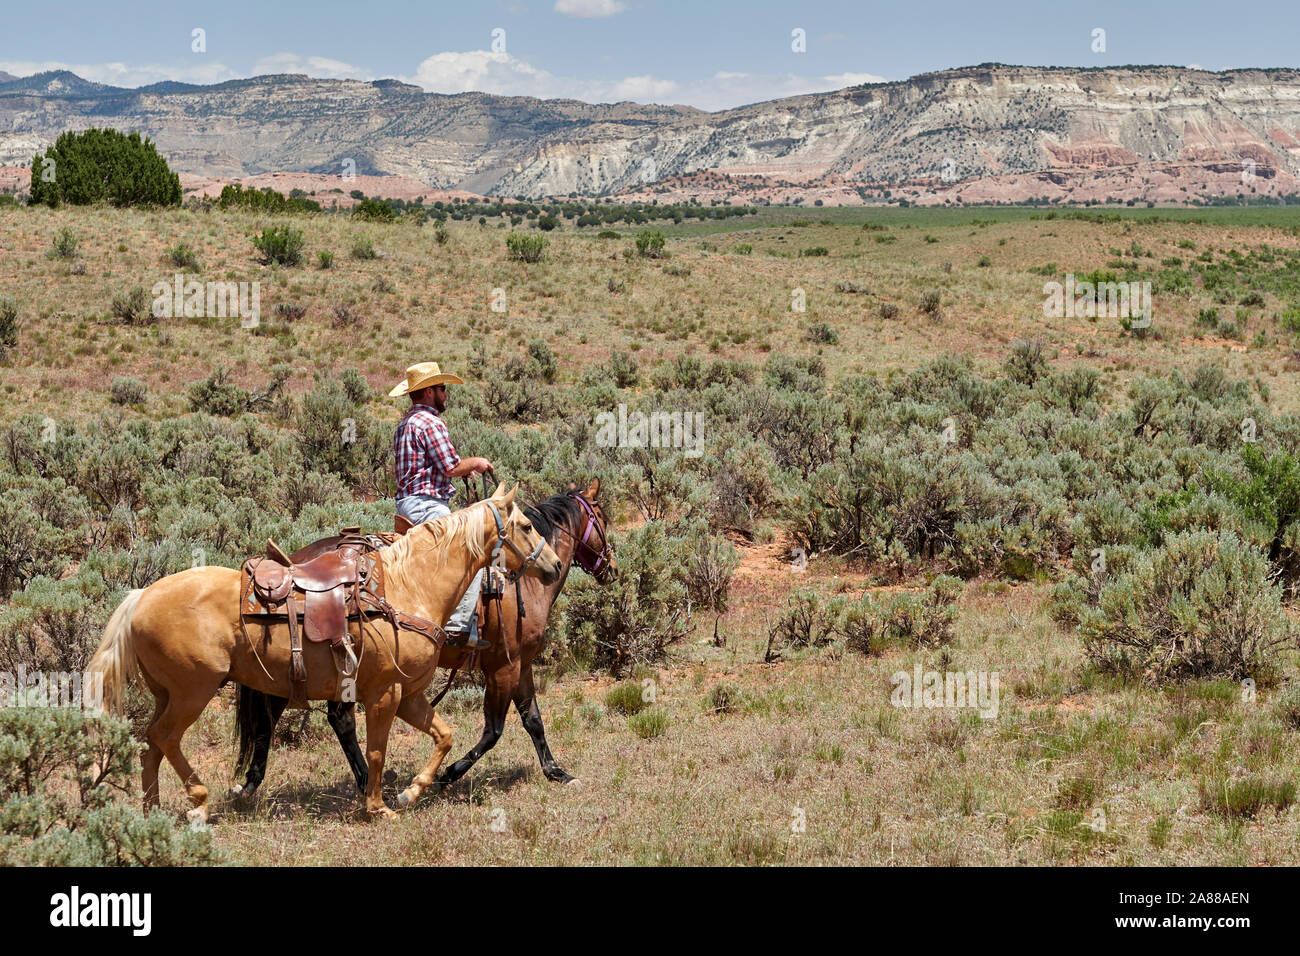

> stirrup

[{"left": 444, "top": 620, "right": 489, "bottom": 650}]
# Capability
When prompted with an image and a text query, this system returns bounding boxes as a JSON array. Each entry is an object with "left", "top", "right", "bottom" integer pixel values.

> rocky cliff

[{"left": 3, "top": 64, "right": 1299, "bottom": 203}]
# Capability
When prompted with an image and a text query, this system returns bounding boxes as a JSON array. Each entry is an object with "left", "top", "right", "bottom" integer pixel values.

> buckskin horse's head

[{"left": 568, "top": 478, "right": 616, "bottom": 584}]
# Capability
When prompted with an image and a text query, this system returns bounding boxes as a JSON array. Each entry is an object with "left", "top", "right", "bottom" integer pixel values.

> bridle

[
  {"left": 484, "top": 499, "right": 547, "bottom": 584},
  {"left": 559, "top": 492, "right": 614, "bottom": 577}
]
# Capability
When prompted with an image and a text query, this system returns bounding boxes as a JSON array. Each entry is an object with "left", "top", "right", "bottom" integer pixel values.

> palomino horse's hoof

[
  {"left": 186, "top": 806, "right": 209, "bottom": 828},
  {"left": 397, "top": 788, "right": 416, "bottom": 808},
  {"left": 367, "top": 805, "right": 398, "bottom": 821},
  {"left": 565, "top": 778, "right": 583, "bottom": 789}
]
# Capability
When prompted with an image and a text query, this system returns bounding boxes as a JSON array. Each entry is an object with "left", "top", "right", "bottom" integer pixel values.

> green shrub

[
  {"left": 351, "top": 198, "right": 397, "bottom": 222},
  {"left": 628, "top": 707, "right": 669, "bottom": 739},
  {"left": 832, "top": 574, "right": 967, "bottom": 658},
  {"left": 806, "top": 321, "right": 839, "bottom": 345},
  {"left": 606, "top": 350, "right": 639, "bottom": 388},
  {"left": 109, "top": 377, "right": 147, "bottom": 406},
  {"left": 317, "top": 250, "right": 334, "bottom": 269},
  {"left": 251, "top": 226, "right": 305, "bottom": 266},
  {"left": 1211, "top": 445, "right": 1300, "bottom": 580},
  {"left": 506, "top": 233, "right": 548, "bottom": 263},
  {"left": 597, "top": 229, "right": 620, "bottom": 239},
  {"left": 920, "top": 289, "right": 942, "bottom": 317},
  {"left": 0, "top": 570, "right": 108, "bottom": 672},
  {"left": 0, "top": 707, "right": 219, "bottom": 865},
  {"left": 1274, "top": 684, "right": 1300, "bottom": 730},
  {"left": 188, "top": 365, "right": 289, "bottom": 417},
  {"left": 634, "top": 230, "right": 667, "bottom": 259},
  {"left": 1005, "top": 338, "right": 1048, "bottom": 385},
  {"left": 350, "top": 236, "right": 378, "bottom": 260},
  {"left": 1198, "top": 775, "right": 1296, "bottom": 819},
  {"left": 880, "top": 575, "right": 962, "bottom": 648},
  {"left": 732, "top": 243, "right": 753, "bottom": 255},
  {"left": 551, "top": 522, "right": 693, "bottom": 676},
  {"left": 48, "top": 227, "right": 78, "bottom": 260},
  {"left": 295, "top": 371, "right": 389, "bottom": 489},
  {"left": 680, "top": 523, "right": 738, "bottom": 613},
  {"left": 605, "top": 682, "right": 648, "bottom": 715},
  {"left": 167, "top": 243, "right": 200, "bottom": 270},
  {"left": 537, "top": 214, "right": 558, "bottom": 231},
  {"left": 802, "top": 246, "right": 829, "bottom": 257},
  {"left": 218, "top": 183, "right": 318, "bottom": 215},
  {"left": 30, "top": 128, "right": 181, "bottom": 208},
  {"left": 767, "top": 588, "right": 837, "bottom": 659},
  {"left": 0, "top": 297, "right": 18, "bottom": 352},
  {"left": 110, "top": 286, "right": 151, "bottom": 325},
  {"left": 526, "top": 339, "right": 558, "bottom": 383},
  {"left": 707, "top": 682, "right": 743, "bottom": 714},
  {"left": 1078, "top": 530, "right": 1292, "bottom": 684}
]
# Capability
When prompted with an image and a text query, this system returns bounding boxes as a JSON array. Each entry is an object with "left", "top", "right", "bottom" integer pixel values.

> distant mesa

[{"left": 2, "top": 64, "right": 1300, "bottom": 204}]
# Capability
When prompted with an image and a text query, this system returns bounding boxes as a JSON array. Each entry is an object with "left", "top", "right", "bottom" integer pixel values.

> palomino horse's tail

[{"left": 88, "top": 588, "right": 144, "bottom": 715}]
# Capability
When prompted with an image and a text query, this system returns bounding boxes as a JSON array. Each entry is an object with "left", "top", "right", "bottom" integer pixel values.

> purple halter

[{"left": 569, "top": 493, "right": 612, "bottom": 575}]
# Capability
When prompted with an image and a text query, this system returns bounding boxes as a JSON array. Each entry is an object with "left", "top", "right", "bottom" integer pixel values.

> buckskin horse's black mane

[{"left": 523, "top": 493, "right": 584, "bottom": 546}]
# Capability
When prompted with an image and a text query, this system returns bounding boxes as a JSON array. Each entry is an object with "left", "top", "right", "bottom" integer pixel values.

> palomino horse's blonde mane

[{"left": 383, "top": 499, "right": 489, "bottom": 575}]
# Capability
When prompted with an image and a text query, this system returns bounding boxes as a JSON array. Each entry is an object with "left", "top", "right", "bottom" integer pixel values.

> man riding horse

[{"left": 389, "top": 361, "right": 495, "bottom": 650}]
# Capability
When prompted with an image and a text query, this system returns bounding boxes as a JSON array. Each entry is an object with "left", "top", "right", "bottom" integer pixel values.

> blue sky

[{"left": 5, "top": 0, "right": 1299, "bottom": 110}]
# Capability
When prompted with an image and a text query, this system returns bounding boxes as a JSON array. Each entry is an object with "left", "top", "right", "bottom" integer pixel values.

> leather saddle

[
  {"left": 239, "top": 517, "right": 443, "bottom": 709},
  {"left": 241, "top": 527, "right": 389, "bottom": 709}
]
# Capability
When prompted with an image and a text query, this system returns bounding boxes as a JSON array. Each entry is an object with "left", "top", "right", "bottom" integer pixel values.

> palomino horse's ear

[
  {"left": 499, "top": 483, "right": 517, "bottom": 507},
  {"left": 584, "top": 477, "right": 600, "bottom": 500}
]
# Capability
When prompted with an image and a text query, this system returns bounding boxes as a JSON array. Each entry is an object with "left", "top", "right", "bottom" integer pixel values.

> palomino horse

[
  {"left": 88, "top": 484, "right": 561, "bottom": 821},
  {"left": 233, "top": 479, "right": 616, "bottom": 799}
]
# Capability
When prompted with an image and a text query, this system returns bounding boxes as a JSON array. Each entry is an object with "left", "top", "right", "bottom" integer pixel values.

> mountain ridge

[{"left": 3, "top": 64, "right": 1300, "bottom": 203}]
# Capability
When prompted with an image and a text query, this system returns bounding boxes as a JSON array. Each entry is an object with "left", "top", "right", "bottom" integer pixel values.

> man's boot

[{"left": 444, "top": 614, "right": 490, "bottom": 650}]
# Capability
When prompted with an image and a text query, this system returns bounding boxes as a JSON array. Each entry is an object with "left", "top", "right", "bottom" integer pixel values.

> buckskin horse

[
  {"left": 88, "top": 484, "right": 561, "bottom": 822},
  {"left": 233, "top": 479, "right": 616, "bottom": 801}
]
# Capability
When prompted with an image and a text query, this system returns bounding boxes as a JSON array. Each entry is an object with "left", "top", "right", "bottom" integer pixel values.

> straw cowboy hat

[{"left": 388, "top": 361, "right": 465, "bottom": 397}]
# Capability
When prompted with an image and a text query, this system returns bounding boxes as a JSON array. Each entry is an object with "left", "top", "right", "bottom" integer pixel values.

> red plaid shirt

[{"left": 394, "top": 404, "right": 460, "bottom": 500}]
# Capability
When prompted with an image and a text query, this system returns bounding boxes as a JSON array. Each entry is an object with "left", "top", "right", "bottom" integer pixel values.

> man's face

[{"left": 428, "top": 384, "right": 447, "bottom": 412}]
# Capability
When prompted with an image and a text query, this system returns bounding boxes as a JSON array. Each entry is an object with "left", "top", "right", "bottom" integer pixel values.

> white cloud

[
  {"left": 554, "top": 0, "right": 627, "bottom": 18},
  {"left": 609, "top": 74, "right": 679, "bottom": 100},
  {"left": 408, "top": 51, "right": 562, "bottom": 97},
  {"left": 251, "top": 52, "right": 371, "bottom": 81}
]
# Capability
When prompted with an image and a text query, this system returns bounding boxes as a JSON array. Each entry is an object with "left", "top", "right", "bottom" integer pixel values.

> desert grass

[
  {"left": 5, "top": 201, "right": 1300, "bottom": 864},
  {"left": 172, "top": 555, "right": 1300, "bottom": 866},
  {"left": 6, "top": 203, "right": 1300, "bottom": 421}
]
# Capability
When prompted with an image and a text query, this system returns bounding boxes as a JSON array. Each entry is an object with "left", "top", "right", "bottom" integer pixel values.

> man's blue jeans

[{"left": 395, "top": 494, "right": 482, "bottom": 634}]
